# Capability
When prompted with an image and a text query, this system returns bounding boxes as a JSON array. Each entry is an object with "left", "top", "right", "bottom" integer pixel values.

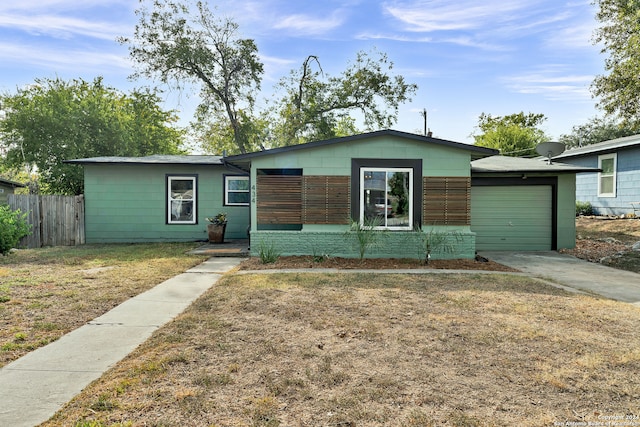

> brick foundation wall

[{"left": 250, "top": 231, "right": 475, "bottom": 260}]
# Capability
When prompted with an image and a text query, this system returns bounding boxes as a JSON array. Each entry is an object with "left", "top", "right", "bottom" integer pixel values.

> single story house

[
  {"left": 68, "top": 130, "right": 596, "bottom": 259},
  {"left": 553, "top": 134, "right": 640, "bottom": 216},
  {"left": 0, "top": 177, "right": 26, "bottom": 205}
]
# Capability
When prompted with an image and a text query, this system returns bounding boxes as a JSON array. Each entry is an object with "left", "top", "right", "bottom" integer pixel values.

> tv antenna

[{"left": 535, "top": 142, "right": 565, "bottom": 165}]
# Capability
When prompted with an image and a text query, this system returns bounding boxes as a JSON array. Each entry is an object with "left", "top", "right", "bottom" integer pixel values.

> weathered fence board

[{"left": 7, "top": 195, "right": 85, "bottom": 248}]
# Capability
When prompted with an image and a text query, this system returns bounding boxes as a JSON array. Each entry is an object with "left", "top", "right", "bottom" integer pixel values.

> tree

[
  {"left": 271, "top": 51, "right": 417, "bottom": 146},
  {"left": 121, "top": 0, "right": 263, "bottom": 154},
  {"left": 122, "top": 1, "right": 418, "bottom": 154},
  {"left": 559, "top": 116, "right": 638, "bottom": 148},
  {"left": 592, "top": 0, "right": 640, "bottom": 124},
  {"left": 473, "top": 112, "right": 549, "bottom": 157},
  {"left": 0, "top": 77, "right": 184, "bottom": 195}
]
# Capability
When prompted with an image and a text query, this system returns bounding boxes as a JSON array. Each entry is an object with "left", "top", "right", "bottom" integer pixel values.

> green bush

[
  {"left": 345, "top": 216, "right": 385, "bottom": 259},
  {"left": 0, "top": 205, "right": 31, "bottom": 255},
  {"left": 258, "top": 240, "right": 280, "bottom": 264},
  {"left": 576, "top": 201, "right": 594, "bottom": 217}
]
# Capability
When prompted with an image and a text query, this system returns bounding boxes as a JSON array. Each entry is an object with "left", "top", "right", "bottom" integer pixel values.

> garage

[{"left": 471, "top": 184, "right": 553, "bottom": 251}]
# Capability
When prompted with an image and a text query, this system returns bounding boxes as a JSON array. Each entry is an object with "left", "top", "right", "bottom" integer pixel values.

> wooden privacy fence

[{"left": 7, "top": 194, "right": 85, "bottom": 248}]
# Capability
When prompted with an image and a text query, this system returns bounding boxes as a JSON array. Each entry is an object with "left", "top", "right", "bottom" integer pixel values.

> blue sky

[{"left": 0, "top": 0, "right": 605, "bottom": 146}]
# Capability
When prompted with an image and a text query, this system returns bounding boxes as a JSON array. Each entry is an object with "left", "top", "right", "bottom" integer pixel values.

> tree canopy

[
  {"left": 473, "top": 112, "right": 549, "bottom": 157},
  {"left": 591, "top": 0, "right": 640, "bottom": 125},
  {"left": 558, "top": 116, "right": 638, "bottom": 148},
  {"left": 0, "top": 77, "right": 184, "bottom": 195},
  {"left": 271, "top": 52, "right": 417, "bottom": 147},
  {"left": 121, "top": 0, "right": 264, "bottom": 154},
  {"left": 122, "top": 0, "right": 417, "bottom": 155}
]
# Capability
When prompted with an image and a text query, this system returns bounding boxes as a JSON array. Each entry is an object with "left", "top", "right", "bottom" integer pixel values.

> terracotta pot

[{"left": 207, "top": 223, "right": 226, "bottom": 243}]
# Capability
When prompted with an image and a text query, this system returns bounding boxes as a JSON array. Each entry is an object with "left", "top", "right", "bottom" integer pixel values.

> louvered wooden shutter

[
  {"left": 423, "top": 177, "right": 470, "bottom": 225},
  {"left": 256, "top": 175, "right": 302, "bottom": 224},
  {"left": 303, "top": 176, "right": 350, "bottom": 224}
]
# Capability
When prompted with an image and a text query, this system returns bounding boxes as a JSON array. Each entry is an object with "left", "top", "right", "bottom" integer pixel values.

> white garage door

[{"left": 471, "top": 185, "right": 552, "bottom": 251}]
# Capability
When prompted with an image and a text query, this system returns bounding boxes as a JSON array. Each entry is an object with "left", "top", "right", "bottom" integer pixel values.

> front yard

[
  {"left": 43, "top": 272, "right": 640, "bottom": 426},
  {"left": 0, "top": 243, "right": 208, "bottom": 367},
  {"left": 0, "top": 219, "right": 638, "bottom": 426}
]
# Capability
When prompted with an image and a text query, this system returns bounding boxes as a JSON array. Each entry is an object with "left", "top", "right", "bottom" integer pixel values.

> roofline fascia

[
  {"left": 225, "top": 129, "right": 498, "bottom": 161},
  {"left": 64, "top": 159, "right": 224, "bottom": 166},
  {"left": 471, "top": 168, "right": 601, "bottom": 174},
  {"left": 0, "top": 179, "right": 26, "bottom": 188}
]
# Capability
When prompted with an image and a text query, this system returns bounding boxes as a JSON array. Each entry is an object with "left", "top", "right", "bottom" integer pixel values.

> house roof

[
  {"left": 554, "top": 134, "right": 640, "bottom": 159},
  {"left": 225, "top": 129, "right": 499, "bottom": 162},
  {"left": 66, "top": 155, "right": 223, "bottom": 165},
  {"left": 0, "top": 177, "right": 26, "bottom": 188},
  {"left": 471, "top": 156, "right": 600, "bottom": 174}
]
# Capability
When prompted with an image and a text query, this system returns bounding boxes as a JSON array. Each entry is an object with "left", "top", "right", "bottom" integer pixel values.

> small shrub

[
  {"left": 576, "top": 201, "right": 594, "bottom": 216},
  {"left": 310, "top": 246, "right": 331, "bottom": 263},
  {"left": 0, "top": 205, "right": 31, "bottom": 255},
  {"left": 423, "top": 227, "right": 463, "bottom": 264},
  {"left": 258, "top": 241, "right": 280, "bottom": 264},
  {"left": 345, "top": 216, "right": 385, "bottom": 259}
]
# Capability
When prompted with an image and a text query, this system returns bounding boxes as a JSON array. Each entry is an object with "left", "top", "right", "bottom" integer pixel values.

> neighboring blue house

[{"left": 554, "top": 134, "right": 640, "bottom": 216}]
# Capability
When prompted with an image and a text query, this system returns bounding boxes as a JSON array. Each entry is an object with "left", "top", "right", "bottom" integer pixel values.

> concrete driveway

[{"left": 480, "top": 251, "right": 640, "bottom": 305}]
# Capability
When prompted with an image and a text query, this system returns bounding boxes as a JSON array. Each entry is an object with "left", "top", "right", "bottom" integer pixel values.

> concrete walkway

[
  {"left": 1, "top": 251, "right": 638, "bottom": 426},
  {"left": 480, "top": 251, "right": 640, "bottom": 305},
  {"left": 0, "top": 257, "right": 243, "bottom": 427}
]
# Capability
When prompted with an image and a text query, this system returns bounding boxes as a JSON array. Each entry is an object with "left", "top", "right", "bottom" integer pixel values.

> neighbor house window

[
  {"left": 598, "top": 153, "right": 616, "bottom": 197},
  {"left": 360, "top": 167, "right": 413, "bottom": 230},
  {"left": 224, "top": 175, "right": 250, "bottom": 206},
  {"left": 167, "top": 175, "right": 197, "bottom": 224}
]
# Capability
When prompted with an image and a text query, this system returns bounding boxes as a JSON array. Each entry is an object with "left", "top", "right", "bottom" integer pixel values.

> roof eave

[
  {"left": 225, "top": 129, "right": 498, "bottom": 162},
  {"left": 471, "top": 167, "right": 601, "bottom": 174}
]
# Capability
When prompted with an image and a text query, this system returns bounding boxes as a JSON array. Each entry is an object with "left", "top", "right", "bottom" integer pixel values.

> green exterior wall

[
  {"left": 83, "top": 164, "right": 249, "bottom": 243},
  {"left": 470, "top": 173, "right": 577, "bottom": 251},
  {"left": 248, "top": 134, "right": 476, "bottom": 259},
  {"left": 556, "top": 174, "right": 577, "bottom": 250}
]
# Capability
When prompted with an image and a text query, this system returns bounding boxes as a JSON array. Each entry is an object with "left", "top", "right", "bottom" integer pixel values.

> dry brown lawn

[
  {"left": 43, "top": 272, "right": 640, "bottom": 427},
  {"left": 0, "top": 243, "right": 208, "bottom": 367},
  {"left": 2, "top": 219, "right": 639, "bottom": 426}
]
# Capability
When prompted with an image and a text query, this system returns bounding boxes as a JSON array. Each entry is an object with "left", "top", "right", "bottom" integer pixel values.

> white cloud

[
  {"left": 355, "top": 32, "right": 432, "bottom": 43},
  {"left": 544, "top": 21, "right": 597, "bottom": 49},
  {"left": 0, "top": 41, "right": 131, "bottom": 73},
  {"left": 383, "top": 0, "right": 534, "bottom": 32},
  {"left": 503, "top": 68, "right": 594, "bottom": 101},
  {"left": 0, "top": 14, "right": 129, "bottom": 41},
  {"left": 272, "top": 12, "right": 345, "bottom": 36},
  {"left": 0, "top": 0, "right": 131, "bottom": 13}
]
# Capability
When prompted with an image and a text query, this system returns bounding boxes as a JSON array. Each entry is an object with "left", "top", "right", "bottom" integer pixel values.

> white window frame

[
  {"left": 359, "top": 167, "right": 413, "bottom": 230},
  {"left": 598, "top": 153, "right": 617, "bottom": 198},
  {"left": 224, "top": 175, "right": 250, "bottom": 206},
  {"left": 167, "top": 175, "right": 197, "bottom": 224}
]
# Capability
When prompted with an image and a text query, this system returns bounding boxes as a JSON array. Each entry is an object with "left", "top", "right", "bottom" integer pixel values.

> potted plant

[{"left": 206, "top": 212, "right": 227, "bottom": 243}]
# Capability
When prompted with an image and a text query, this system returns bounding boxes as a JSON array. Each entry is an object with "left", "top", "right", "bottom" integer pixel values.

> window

[
  {"left": 360, "top": 167, "right": 413, "bottom": 230},
  {"left": 224, "top": 175, "right": 250, "bottom": 206},
  {"left": 598, "top": 153, "right": 616, "bottom": 197},
  {"left": 167, "top": 176, "right": 197, "bottom": 224}
]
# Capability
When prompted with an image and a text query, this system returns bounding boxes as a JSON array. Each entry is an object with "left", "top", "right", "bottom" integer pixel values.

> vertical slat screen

[
  {"left": 423, "top": 177, "right": 470, "bottom": 225},
  {"left": 303, "top": 176, "right": 350, "bottom": 224},
  {"left": 256, "top": 175, "right": 302, "bottom": 224}
]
